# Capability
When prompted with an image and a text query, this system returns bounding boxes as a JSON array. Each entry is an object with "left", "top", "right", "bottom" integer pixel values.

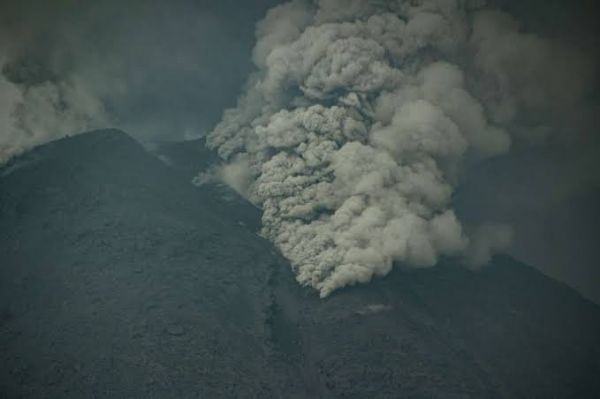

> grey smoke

[
  {"left": 205, "top": 0, "right": 597, "bottom": 297},
  {"left": 0, "top": 57, "right": 108, "bottom": 163},
  {"left": 0, "top": 0, "right": 279, "bottom": 162}
]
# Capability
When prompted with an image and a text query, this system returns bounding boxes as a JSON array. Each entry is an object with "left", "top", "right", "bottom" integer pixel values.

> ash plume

[
  {"left": 0, "top": 57, "right": 108, "bottom": 163},
  {"left": 0, "top": 0, "right": 278, "bottom": 163},
  {"left": 206, "top": 0, "right": 595, "bottom": 297}
]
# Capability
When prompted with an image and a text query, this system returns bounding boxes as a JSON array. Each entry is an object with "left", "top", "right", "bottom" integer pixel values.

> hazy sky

[
  {"left": 1, "top": 0, "right": 598, "bottom": 141},
  {"left": 1, "top": 0, "right": 280, "bottom": 141}
]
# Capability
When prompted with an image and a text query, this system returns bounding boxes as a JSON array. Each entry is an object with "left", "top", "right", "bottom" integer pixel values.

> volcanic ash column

[{"left": 206, "top": 0, "right": 515, "bottom": 297}]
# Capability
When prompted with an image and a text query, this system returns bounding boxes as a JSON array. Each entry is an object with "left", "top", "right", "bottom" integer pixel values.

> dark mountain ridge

[{"left": 1, "top": 130, "right": 599, "bottom": 398}]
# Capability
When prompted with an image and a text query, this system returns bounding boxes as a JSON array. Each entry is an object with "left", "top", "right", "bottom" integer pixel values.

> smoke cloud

[
  {"left": 206, "top": 0, "right": 597, "bottom": 297},
  {"left": 0, "top": 57, "right": 108, "bottom": 163}
]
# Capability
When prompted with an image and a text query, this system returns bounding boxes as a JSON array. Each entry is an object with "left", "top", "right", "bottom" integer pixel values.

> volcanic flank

[{"left": 1, "top": 130, "right": 599, "bottom": 398}]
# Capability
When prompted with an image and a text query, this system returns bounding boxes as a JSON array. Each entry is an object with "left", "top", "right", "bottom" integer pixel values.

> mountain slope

[
  {"left": 0, "top": 130, "right": 283, "bottom": 398},
  {"left": 1, "top": 130, "right": 599, "bottom": 398},
  {"left": 270, "top": 255, "right": 600, "bottom": 398}
]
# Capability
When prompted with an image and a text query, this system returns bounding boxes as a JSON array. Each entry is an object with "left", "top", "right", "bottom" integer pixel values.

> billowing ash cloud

[
  {"left": 0, "top": 57, "right": 108, "bottom": 163},
  {"left": 206, "top": 0, "right": 595, "bottom": 297}
]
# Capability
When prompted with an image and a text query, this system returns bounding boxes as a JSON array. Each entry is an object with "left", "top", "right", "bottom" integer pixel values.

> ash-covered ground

[{"left": 1, "top": 130, "right": 599, "bottom": 398}]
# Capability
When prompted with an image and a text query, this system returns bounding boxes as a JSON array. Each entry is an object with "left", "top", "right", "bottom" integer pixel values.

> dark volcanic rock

[
  {"left": 271, "top": 256, "right": 600, "bottom": 398},
  {"left": 1, "top": 130, "right": 599, "bottom": 398},
  {"left": 0, "top": 130, "right": 281, "bottom": 398}
]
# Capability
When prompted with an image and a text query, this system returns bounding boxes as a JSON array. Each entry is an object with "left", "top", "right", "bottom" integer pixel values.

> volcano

[{"left": 1, "top": 130, "right": 599, "bottom": 398}]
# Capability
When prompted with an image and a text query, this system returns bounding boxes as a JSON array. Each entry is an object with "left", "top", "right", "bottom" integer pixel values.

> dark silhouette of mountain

[
  {"left": 148, "top": 138, "right": 218, "bottom": 181},
  {"left": 1, "top": 130, "right": 599, "bottom": 398}
]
